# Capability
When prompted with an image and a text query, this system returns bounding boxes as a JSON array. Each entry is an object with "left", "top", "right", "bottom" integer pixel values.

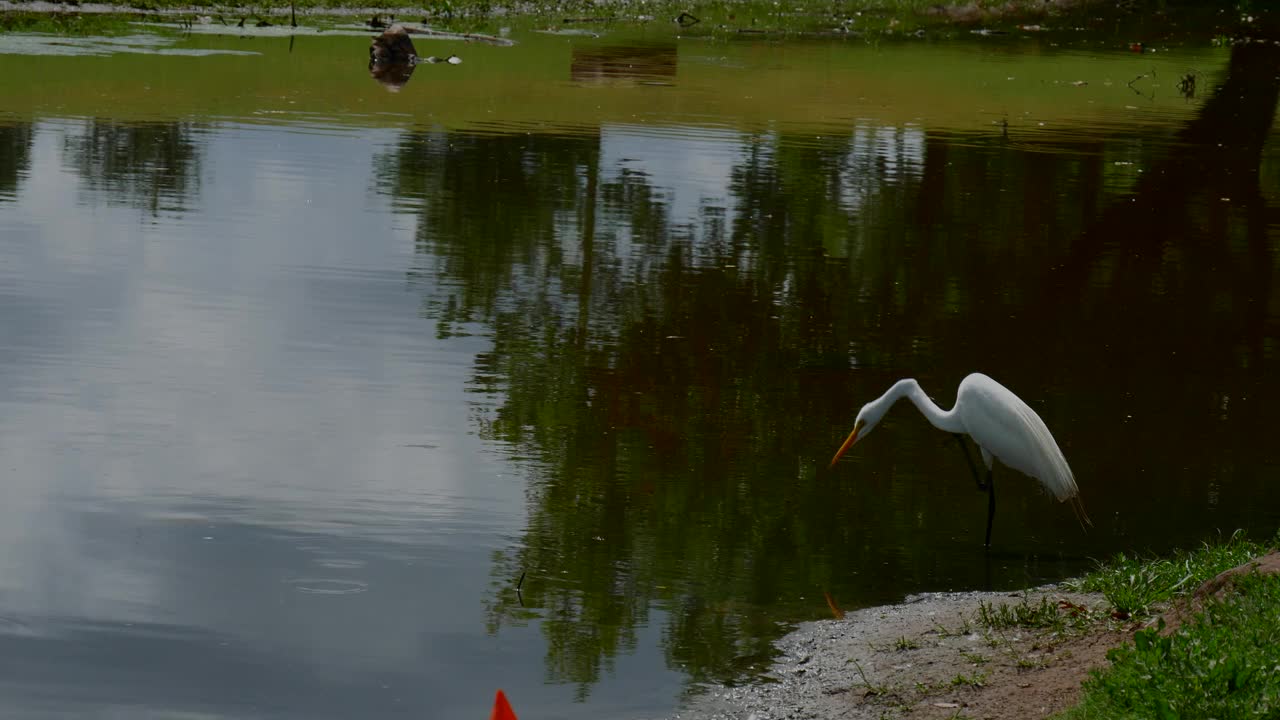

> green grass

[
  {"left": 1067, "top": 530, "right": 1268, "bottom": 616},
  {"left": 1057, "top": 572, "right": 1280, "bottom": 720},
  {"left": 849, "top": 658, "right": 895, "bottom": 697},
  {"left": 948, "top": 670, "right": 988, "bottom": 688},
  {"left": 0, "top": 2, "right": 950, "bottom": 39},
  {"left": 893, "top": 635, "right": 920, "bottom": 651},
  {"left": 0, "top": 0, "right": 1165, "bottom": 37},
  {"left": 974, "top": 593, "right": 1099, "bottom": 636},
  {"left": 1015, "top": 655, "right": 1049, "bottom": 671},
  {"left": 3, "top": 0, "right": 1055, "bottom": 13},
  {"left": 0, "top": 10, "right": 147, "bottom": 34},
  {"left": 1051, "top": 530, "right": 1279, "bottom": 719},
  {"left": 976, "top": 594, "right": 1063, "bottom": 629}
]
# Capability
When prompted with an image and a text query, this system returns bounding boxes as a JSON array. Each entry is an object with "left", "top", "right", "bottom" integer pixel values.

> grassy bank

[
  {"left": 771, "top": 531, "right": 1280, "bottom": 720},
  {"left": 957, "top": 531, "right": 1280, "bottom": 719},
  {"left": 0, "top": 0, "right": 1135, "bottom": 36},
  {"left": 1, "top": 0, "right": 1266, "bottom": 44},
  {"left": 0, "top": 0, "right": 1088, "bottom": 16},
  {"left": 1050, "top": 531, "right": 1280, "bottom": 720}
]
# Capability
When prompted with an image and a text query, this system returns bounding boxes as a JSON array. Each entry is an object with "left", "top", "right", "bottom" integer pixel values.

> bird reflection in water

[{"left": 369, "top": 61, "right": 416, "bottom": 92}]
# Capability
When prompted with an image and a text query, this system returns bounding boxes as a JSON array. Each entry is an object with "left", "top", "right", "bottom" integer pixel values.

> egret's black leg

[
  {"left": 955, "top": 435, "right": 996, "bottom": 548},
  {"left": 953, "top": 434, "right": 986, "bottom": 491},
  {"left": 984, "top": 471, "right": 995, "bottom": 549}
]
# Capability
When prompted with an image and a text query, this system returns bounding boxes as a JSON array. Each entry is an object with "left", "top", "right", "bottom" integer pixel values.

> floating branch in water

[
  {"left": 1126, "top": 69, "right": 1157, "bottom": 101},
  {"left": 403, "top": 25, "right": 516, "bottom": 47}
]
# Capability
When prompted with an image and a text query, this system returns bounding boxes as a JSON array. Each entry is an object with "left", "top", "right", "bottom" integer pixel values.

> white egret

[{"left": 829, "top": 373, "right": 1090, "bottom": 547}]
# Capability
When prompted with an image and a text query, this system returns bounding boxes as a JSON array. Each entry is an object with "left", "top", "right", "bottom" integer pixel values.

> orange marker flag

[{"left": 490, "top": 689, "right": 518, "bottom": 720}]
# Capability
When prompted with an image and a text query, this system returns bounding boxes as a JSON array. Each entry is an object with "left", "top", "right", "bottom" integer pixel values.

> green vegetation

[
  {"left": 977, "top": 594, "right": 1070, "bottom": 630},
  {"left": 0, "top": 0, "right": 1091, "bottom": 22},
  {"left": 1051, "top": 532, "right": 1279, "bottom": 719},
  {"left": 0, "top": 16, "right": 1226, "bottom": 133},
  {"left": 0, "top": 10, "right": 146, "bottom": 34},
  {"left": 850, "top": 659, "right": 896, "bottom": 697},
  {"left": 972, "top": 593, "right": 1105, "bottom": 649},
  {"left": 945, "top": 533, "right": 1280, "bottom": 719},
  {"left": 1015, "top": 655, "right": 1049, "bottom": 671},
  {"left": 0, "top": 0, "right": 1231, "bottom": 38},
  {"left": 1068, "top": 530, "right": 1268, "bottom": 616},
  {"left": 893, "top": 635, "right": 921, "bottom": 651},
  {"left": 1059, "top": 573, "right": 1280, "bottom": 720},
  {"left": 948, "top": 670, "right": 987, "bottom": 688}
]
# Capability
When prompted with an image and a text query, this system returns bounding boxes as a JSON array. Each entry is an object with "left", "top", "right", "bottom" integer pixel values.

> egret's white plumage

[
  {"left": 952, "top": 374, "right": 1077, "bottom": 502},
  {"left": 829, "top": 373, "right": 1089, "bottom": 543}
]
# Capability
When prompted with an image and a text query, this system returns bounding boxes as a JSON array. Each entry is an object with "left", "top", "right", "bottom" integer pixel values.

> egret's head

[{"left": 828, "top": 403, "right": 884, "bottom": 468}]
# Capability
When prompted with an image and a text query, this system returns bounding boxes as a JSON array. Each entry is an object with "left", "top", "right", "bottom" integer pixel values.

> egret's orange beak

[{"left": 829, "top": 420, "right": 865, "bottom": 469}]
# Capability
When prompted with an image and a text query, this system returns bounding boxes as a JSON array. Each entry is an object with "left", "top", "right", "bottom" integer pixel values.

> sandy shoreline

[{"left": 668, "top": 587, "right": 1121, "bottom": 720}]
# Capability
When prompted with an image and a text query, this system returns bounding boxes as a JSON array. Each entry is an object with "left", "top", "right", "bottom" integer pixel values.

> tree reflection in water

[
  {"left": 0, "top": 122, "right": 34, "bottom": 202},
  {"left": 62, "top": 119, "right": 204, "bottom": 217},
  {"left": 375, "top": 41, "right": 1280, "bottom": 698}
]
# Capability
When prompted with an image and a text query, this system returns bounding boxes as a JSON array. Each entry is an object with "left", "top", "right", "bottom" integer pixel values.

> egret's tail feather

[{"left": 1067, "top": 494, "right": 1092, "bottom": 529}]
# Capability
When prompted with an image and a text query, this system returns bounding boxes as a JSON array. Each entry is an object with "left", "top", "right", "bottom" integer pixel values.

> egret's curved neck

[{"left": 877, "top": 379, "right": 965, "bottom": 434}]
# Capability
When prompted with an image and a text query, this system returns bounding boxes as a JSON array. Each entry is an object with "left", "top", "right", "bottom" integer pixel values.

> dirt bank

[{"left": 669, "top": 587, "right": 1124, "bottom": 720}]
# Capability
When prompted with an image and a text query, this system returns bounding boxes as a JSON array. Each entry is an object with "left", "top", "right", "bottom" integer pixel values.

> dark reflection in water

[
  {"left": 571, "top": 43, "right": 678, "bottom": 86},
  {"left": 62, "top": 119, "right": 204, "bottom": 216},
  {"left": 376, "top": 43, "right": 1280, "bottom": 697},
  {"left": 0, "top": 122, "right": 33, "bottom": 201},
  {"left": 370, "top": 61, "right": 416, "bottom": 92}
]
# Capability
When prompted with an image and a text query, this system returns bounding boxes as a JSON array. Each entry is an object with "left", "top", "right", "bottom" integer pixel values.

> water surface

[{"left": 0, "top": 18, "right": 1278, "bottom": 719}]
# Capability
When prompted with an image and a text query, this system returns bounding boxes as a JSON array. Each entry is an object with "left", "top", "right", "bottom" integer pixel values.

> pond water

[{"left": 1, "top": 14, "right": 1279, "bottom": 719}]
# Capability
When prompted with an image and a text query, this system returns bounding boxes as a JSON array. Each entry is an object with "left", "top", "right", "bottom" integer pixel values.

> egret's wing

[{"left": 957, "top": 374, "right": 1079, "bottom": 502}]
